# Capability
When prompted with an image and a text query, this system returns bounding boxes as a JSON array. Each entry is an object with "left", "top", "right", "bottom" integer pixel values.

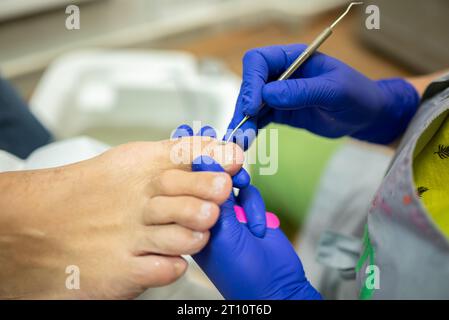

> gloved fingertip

[
  {"left": 242, "top": 104, "right": 259, "bottom": 118},
  {"left": 232, "top": 168, "right": 251, "bottom": 189},
  {"left": 240, "top": 90, "right": 264, "bottom": 118},
  {"left": 238, "top": 185, "right": 267, "bottom": 237},
  {"left": 197, "top": 125, "right": 217, "bottom": 138},
  {"left": 233, "top": 131, "right": 255, "bottom": 151},
  {"left": 249, "top": 223, "right": 266, "bottom": 238},
  {"left": 192, "top": 155, "right": 224, "bottom": 172},
  {"left": 222, "top": 131, "right": 244, "bottom": 150},
  {"left": 172, "top": 124, "right": 193, "bottom": 138}
]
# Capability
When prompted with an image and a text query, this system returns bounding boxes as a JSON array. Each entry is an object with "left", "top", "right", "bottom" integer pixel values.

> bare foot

[{"left": 0, "top": 137, "right": 244, "bottom": 299}]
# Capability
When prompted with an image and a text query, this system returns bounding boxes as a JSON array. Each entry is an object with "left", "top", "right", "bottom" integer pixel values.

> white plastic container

[{"left": 30, "top": 50, "right": 240, "bottom": 145}]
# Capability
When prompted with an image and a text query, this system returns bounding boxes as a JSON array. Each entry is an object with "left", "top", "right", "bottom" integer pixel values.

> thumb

[{"left": 262, "top": 78, "right": 335, "bottom": 110}]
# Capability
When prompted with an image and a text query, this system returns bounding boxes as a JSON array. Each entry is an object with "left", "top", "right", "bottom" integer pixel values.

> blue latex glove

[
  {"left": 171, "top": 124, "right": 266, "bottom": 237},
  {"left": 192, "top": 156, "right": 321, "bottom": 300},
  {"left": 172, "top": 124, "right": 320, "bottom": 299},
  {"left": 227, "top": 44, "right": 420, "bottom": 148}
]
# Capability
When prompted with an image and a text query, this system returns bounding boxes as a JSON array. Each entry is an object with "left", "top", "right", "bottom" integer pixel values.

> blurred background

[{"left": 1, "top": 0, "right": 448, "bottom": 239}]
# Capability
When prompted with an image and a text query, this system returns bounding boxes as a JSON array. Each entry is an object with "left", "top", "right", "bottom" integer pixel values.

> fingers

[
  {"left": 226, "top": 45, "right": 312, "bottom": 148},
  {"left": 238, "top": 185, "right": 267, "bottom": 238},
  {"left": 224, "top": 116, "right": 259, "bottom": 150},
  {"left": 132, "top": 255, "right": 187, "bottom": 288},
  {"left": 172, "top": 123, "right": 250, "bottom": 160},
  {"left": 239, "top": 45, "right": 308, "bottom": 116},
  {"left": 153, "top": 169, "right": 232, "bottom": 204},
  {"left": 136, "top": 224, "right": 210, "bottom": 256},
  {"left": 143, "top": 196, "right": 219, "bottom": 231},
  {"left": 240, "top": 52, "right": 267, "bottom": 117},
  {"left": 237, "top": 44, "right": 339, "bottom": 115},
  {"left": 197, "top": 126, "right": 217, "bottom": 138},
  {"left": 262, "top": 77, "right": 337, "bottom": 110},
  {"left": 172, "top": 124, "right": 217, "bottom": 139},
  {"left": 232, "top": 168, "right": 250, "bottom": 189},
  {"left": 225, "top": 47, "right": 288, "bottom": 147},
  {"left": 249, "top": 44, "right": 334, "bottom": 78},
  {"left": 172, "top": 124, "right": 194, "bottom": 138},
  {"left": 160, "top": 136, "right": 245, "bottom": 176},
  {"left": 184, "top": 127, "right": 250, "bottom": 189}
]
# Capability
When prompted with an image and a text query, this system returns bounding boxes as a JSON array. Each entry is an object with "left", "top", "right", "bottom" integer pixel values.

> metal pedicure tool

[{"left": 225, "top": 2, "right": 364, "bottom": 144}]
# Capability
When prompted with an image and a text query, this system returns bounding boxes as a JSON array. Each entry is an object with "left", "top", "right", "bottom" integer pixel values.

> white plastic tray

[{"left": 30, "top": 50, "right": 240, "bottom": 145}]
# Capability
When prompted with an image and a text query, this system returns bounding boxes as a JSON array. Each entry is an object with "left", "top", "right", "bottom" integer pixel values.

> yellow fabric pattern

[{"left": 414, "top": 112, "right": 449, "bottom": 238}]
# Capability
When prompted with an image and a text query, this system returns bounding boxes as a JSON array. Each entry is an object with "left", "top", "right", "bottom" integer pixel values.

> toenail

[
  {"left": 193, "top": 231, "right": 204, "bottom": 241},
  {"left": 200, "top": 203, "right": 212, "bottom": 219},
  {"left": 212, "top": 175, "right": 227, "bottom": 194},
  {"left": 174, "top": 261, "right": 185, "bottom": 274}
]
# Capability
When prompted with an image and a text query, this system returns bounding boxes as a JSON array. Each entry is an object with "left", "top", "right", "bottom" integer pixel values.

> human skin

[
  {"left": 0, "top": 136, "right": 244, "bottom": 299},
  {"left": 406, "top": 70, "right": 449, "bottom": 97}
]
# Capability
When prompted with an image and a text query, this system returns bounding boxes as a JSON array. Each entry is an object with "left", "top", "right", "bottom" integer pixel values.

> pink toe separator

[{"left": 233, "top": 205, "right": 280, "bottom": 229}]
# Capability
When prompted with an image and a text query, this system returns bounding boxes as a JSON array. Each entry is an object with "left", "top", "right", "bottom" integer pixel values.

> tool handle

[
  {"left": 234, "top": 27, "right": 333, "bottom": 132},
  {"left": 279, "top": 27, "right": 333, "bottom": 81}
]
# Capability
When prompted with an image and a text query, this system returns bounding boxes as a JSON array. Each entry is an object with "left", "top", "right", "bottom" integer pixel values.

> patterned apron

[{"left": 357, "top": 74, "right": 449, "bottom": 299}]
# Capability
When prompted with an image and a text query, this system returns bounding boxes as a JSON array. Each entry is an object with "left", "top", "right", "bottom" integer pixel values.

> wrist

[
  {"left": 406, "top": 70, "right": 449, "bottom": 97},
  {"left": 352, "top": 78, "right": 420, "bottom": 145}
]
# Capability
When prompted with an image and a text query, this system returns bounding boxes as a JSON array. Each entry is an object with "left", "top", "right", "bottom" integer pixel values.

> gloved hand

[
  {"left": 172, "top": 124, "right": 266, "bottom": 237},
  {"left": 227, "top": 44, "right": 420, "bottom": 147},
  {"left": 172, "top": 124, "right": 321, "bottom": 299},
  {"left": 192, "top": 156, "right": 321, "bottom": 300}
]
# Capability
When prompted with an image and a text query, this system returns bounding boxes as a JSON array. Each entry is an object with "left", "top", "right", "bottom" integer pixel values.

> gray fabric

[
  {"left": 316, "top": 231, "right": 363, "bottom": 280},
  {"left": 358, "top": 80, "right": 449, "bottom": 299},
  {"left": 295, "top": 142, "right": 392, "bottom": 300}
]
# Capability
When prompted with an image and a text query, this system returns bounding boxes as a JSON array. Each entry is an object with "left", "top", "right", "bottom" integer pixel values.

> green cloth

[{"left": 251, "top": 124, "right": 343, "bottom": 238}]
